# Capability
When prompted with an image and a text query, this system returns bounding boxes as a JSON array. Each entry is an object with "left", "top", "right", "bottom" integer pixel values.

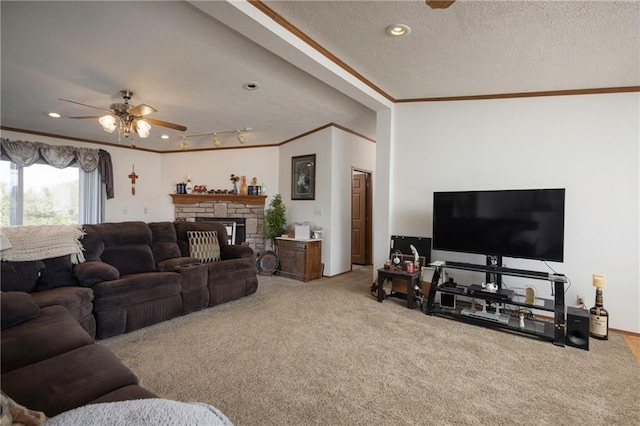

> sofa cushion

[
  {"left": 1, "top": 305, "right": 93, "bottom": 374},
  {"left": 30, "top": 286, "right": 94, "bottom": 321},
  {"left": 149, "top": 222, "right": 182, "bottom": 263},
  {"left": 0, "top": 292, "right": 40, "bottom": 330},
  {"left": 0, "top": 260, "right": 44, "bottom": 293},
  {"left": 91, "top": 272, "right": 182, "bottom": 309},
  {"left": 80, "top": 226, "right": 105, "bottom": 261},
  {"left": 101, "top": 245, "right": 156, "bottom": 276},
  {"left": 1, "top": 344, "right": 140, "bottom": 417},
  {"left": 34, "top": 255, "right": 78, "bottom": 291},
  {"left": 188, "top": 231, "right": 221, "bottom": 263}
]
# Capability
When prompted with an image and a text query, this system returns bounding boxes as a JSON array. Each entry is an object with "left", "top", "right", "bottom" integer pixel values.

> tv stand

[{"left": 425, "top": 261, "right": 567, "bottom": 346}]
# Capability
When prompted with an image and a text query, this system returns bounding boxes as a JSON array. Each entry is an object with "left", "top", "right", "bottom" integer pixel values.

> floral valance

[{"left": 0, "top": 138, "right": 114, "bottom": 199}]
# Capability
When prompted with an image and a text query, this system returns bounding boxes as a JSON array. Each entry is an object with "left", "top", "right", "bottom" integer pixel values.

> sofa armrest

[
  {"left": 74, "top": 261, "right": 120, "bottom": 287},
  {"left": 157, "top": 257, "right": 200, "bottom": 272},
  {"left": 221, "top": 244, "right": 254, "bottom": 260}
]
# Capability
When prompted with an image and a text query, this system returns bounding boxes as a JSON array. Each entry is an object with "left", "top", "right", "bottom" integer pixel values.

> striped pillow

[{"left": 187, "top": 231, "right": 221, "bottom": 263}]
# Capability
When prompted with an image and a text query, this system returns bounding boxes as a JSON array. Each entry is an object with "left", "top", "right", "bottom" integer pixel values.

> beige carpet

[{"left": 101, "top": 267, "right": 640, "bottom": 425}]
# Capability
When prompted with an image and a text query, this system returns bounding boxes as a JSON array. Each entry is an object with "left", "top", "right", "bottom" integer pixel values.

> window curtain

[
  {"left": 79, "top": 168, "right": 104, "bottom": 224},
  {"left": 0, "top": 138, "right": 114, "bottom": 199},
  {"left": 1, "top": 138, "right": 114, "bottom": 224}
]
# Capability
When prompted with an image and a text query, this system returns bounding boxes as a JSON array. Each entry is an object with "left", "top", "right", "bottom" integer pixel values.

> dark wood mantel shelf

[{"left": 170, "top": 193, "right": 267, "bottom": 205}]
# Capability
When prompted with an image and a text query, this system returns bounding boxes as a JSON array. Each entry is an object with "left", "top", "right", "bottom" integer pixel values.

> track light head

[
  {"left": 213, "top": 134, "right": 221, "bottom": 147},
  {"left": 236, "top": 131, "right": 245, "bottom": 144}
]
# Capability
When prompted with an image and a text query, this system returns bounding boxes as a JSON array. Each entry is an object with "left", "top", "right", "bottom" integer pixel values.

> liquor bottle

[{"left": 589, "top": 286, "right": 609, "bottom": 340}]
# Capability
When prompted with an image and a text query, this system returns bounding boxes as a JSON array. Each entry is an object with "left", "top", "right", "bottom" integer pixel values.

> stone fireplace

[{"left": 171, "top": 194, "right": 266, "bottom": 252}]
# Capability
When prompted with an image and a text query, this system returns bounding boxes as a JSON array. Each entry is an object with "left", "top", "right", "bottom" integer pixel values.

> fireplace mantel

[{"left": 170, "top": 194, "right": 267, "bottom": 206}]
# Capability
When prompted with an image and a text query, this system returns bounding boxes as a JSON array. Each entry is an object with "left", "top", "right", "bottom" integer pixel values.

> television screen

[{"left": 433, "top": 189, "right": 565, "bottom": 262}]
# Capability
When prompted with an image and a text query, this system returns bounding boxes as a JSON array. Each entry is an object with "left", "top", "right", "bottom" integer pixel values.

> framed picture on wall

[{"left": 291, "top": 154, "right": 316, "bottom": 200}]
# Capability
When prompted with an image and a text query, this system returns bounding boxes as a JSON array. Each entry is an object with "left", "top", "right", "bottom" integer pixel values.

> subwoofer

[{"left": 566, "top": 306, "right": 589, "bottom": 351}]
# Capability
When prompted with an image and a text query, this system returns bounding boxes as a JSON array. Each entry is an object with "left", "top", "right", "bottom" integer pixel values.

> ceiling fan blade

[
  {"left": 127, "top": 103, "right": 157, "bottom": 117},
  {"left": 426, "top": 0, "right": 455, "bottom": 9},
  {"left": 145, "top": 117, "right": 187, "bottom": 132},
  {"left": 58, "top": 98, "right": 111, "bottom": 112},
  {"left": 68, "top": 115, "right": 103, "bottom": 119}
]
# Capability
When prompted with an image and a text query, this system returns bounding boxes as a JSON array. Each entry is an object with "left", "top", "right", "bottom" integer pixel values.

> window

[{"left": 1, "top": 160, "right": 79, "bottom": 226}]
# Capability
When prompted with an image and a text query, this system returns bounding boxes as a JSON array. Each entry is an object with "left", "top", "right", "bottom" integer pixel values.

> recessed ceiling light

[
  {"left": 243, "top": 81, "right": 260, "bottom": 91},
  {"left": 386, "top": 24, "right": 411, "bottom": 37},
  {"left": 48, "top": 112, "right": 61, "bottom": 118},
  {"left": 161, "top": 135, "right": 170, "bottom": 140}
]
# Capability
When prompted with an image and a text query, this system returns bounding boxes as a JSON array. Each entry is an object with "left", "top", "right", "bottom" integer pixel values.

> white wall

[
  {"left": 160, "top": 146, "right": 280, "bottom": 219},
  {"left": 278, "top": 128, "right": 333, "bottom": 272},
  {"left": 277, "top": 126, "right": 376, "bottom": 276},
  {"left": 1, "top": 130, "right": 166, "bottom": 222},
  {"left": 386, "top": 93, "right": 639, "bottom": 333},
  {"left": 330, "top": 127, "right": 376, "bottom": 275}
]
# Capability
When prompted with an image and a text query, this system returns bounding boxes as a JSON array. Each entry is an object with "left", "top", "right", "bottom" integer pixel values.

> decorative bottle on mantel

[
  {"left": 240, "top": 175, "right": 248, "bottom": 196},
  {"left": 589, "top": 274, "right": 609, "bottom": 340}
]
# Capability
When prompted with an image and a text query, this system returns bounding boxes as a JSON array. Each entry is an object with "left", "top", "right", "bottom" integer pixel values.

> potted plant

[{"left": 264, "top": 193, "right": 286, "bottom": 249}]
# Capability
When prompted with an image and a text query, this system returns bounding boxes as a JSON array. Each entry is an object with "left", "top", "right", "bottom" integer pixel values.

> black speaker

[{"left": 566, "top": 306, "right": 589, "bottom": 351}]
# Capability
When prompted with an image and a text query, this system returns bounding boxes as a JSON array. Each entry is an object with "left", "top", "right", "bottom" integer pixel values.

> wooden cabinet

[{"left": 275, "top": 238, "right": 322, "bottom": 282}]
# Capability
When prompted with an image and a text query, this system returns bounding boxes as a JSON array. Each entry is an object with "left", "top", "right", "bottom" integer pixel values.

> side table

[{"left": 377, "top": 268, "right": 422, "bottom": 309}]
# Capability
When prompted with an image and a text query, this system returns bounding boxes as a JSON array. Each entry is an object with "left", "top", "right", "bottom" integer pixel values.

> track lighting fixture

[{"left": 180, "top": 127, "right": 252, "bottom": 148}]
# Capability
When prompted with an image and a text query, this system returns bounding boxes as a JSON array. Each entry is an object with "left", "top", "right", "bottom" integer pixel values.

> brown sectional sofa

[
  {"left": 0, "top": 220, "right": 259, "bottom": 417},
  {"left": 1, "top": 220, "right": 258, "bottom": 339},
  {"left": 1, "top": 292, "right": 157, "bottom": 418}
]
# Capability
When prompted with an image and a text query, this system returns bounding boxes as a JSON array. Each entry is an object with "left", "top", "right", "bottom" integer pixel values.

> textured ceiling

[
  {"left": 265, "top": 0, "right": 640, "bottom": 99},
  {"left": 0, "top": 1, "right": 376, "bottom": 151},
  {"left": 1, "top": 1, "right": 638, "bottom": 152}
]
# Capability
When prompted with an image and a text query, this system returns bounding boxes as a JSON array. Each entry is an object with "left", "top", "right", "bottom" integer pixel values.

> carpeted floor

[{"left": 101, "top": 267, "right": 640, "bottom": 425}]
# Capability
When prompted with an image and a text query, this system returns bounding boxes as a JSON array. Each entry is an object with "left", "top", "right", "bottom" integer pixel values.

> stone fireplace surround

[{"left": 171, "top": 194, "right": 266, "bottom": 252}]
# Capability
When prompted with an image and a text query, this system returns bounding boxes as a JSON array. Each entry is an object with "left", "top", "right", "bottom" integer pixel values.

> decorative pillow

[
  {"left": 187, "top": 231, "right": 220, "bottom": 263},
  {"left": 0, "top": 392, "right": 47, "bottom": 425},
  {"left": 0, "top": 292, "right": 40, "bottom": 330}
]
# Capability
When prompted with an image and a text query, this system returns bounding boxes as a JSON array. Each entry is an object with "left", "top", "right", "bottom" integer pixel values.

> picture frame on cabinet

[{"left": 291, "top": 154, "right": 316, "bottom": 200}]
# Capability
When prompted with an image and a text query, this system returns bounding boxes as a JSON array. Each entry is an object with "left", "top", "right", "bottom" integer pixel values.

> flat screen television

[{"left": 433, "top": 189, "right": 565, "bottom": 262}]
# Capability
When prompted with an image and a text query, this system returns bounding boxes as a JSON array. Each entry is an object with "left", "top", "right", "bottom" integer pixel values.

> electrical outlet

[
  {"left": 577, "top": 294, "right": 584, "bottom": 305},
  {"left": 122, "top": 206, "right": 128, "bottom": 215}
]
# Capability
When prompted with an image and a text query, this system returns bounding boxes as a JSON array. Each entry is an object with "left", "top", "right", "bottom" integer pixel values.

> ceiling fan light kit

[
  {"left": 60, "top": 89, "right": 187, "bottom": 148},
  {"left": 60, "top": 89, "right": 253, "bottom": 150}
]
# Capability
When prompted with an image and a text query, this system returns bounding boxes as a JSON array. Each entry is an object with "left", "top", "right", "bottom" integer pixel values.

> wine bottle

[{"left": 589, "top": 287, "right": 609, "bottom": 340}]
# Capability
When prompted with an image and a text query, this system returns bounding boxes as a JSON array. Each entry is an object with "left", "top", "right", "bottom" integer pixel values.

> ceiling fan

[{"left": 59, "top": 90, "right": 187, "bottom": 145}]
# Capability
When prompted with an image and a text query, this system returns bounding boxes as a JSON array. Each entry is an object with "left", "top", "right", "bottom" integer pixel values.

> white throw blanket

[
  {"left": 45, "top": 399, "right": 235, "bottom": 425},
  {"left": 0, "top": 224, "right": 85, "bottom": 264}
]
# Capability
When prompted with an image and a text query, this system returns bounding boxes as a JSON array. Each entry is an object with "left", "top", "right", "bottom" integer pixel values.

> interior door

[{"left": 351, "top": 173, "right": 366, "bottom": 265}]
